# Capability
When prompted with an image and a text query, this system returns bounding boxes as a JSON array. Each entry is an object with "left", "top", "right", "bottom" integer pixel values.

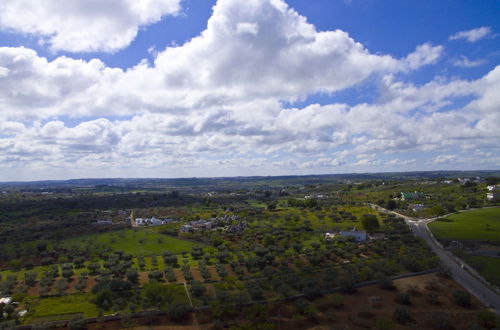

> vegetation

[
  {"left": 429, "top": 207, "right": 500, "bottom": 242},
  {"left": 0, "top": 172, "right": 497, "bottom": 328}
]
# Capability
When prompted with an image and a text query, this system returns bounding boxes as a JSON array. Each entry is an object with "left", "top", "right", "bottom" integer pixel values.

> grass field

[
  {"left": 428, "top": 207, "right": 500, "bottom": 242},
  {"left": 462, "top": 255, "right": 500, "bottom": 287},
  {"left": 62, "top": 228, "right": 201, "bottom": 255},
  {"left": 3, "top": 228, "right": 202, "bottom": 257},
  {"left": 26, "top": 293, "right": 99, "bottom": 323}
]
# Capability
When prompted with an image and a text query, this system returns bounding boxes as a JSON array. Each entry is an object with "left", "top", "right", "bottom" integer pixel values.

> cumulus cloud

[
  {"left": 0, "top": 0, "right": 499, "bottom": 179},
  {"left": 449, "top": 26, "right": 493, "bottom": 43},
  {"left": 0, "top": 0, "right": 444, "bottom": 121},
  {"left": 0, "top": 0, "right": 182, "bottom": 53},
  {"left": 452, "top": 55, "right": 487, "bottom": 68},
  {"left": 402, "top": 43, "right": 443, "bottom": 70}
]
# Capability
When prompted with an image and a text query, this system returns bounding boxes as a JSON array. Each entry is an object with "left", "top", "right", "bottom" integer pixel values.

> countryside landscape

[
  {"left": 0, "top": 0, "right": 499, "bottom": 329},
  {"left": 0, "top": 172, "right": 499, "bottom": 329}
]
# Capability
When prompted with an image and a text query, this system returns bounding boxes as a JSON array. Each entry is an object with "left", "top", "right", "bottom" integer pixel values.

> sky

[{"left": 0, "top": 0, "right": 499, "bottom": 181}]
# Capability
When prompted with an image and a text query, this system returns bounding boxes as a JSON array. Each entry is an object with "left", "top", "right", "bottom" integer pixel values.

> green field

[
  {"left": 462, "top": 255, "right": 500, "bottom": 287},
  {"left": 428, "top": 207, "right": 500, "bottom": 242},
  {"left": 63, "top": 228, "right": 201, "bottom": 255},
  {"left": 3, "top": 228, "right": 202, "bottom": 257},
  {"left": 26, "top": 294, "right": 99, "bottom": 323}
]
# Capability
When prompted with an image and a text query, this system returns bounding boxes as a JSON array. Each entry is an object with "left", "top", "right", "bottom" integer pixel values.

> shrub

[
  {"left": 393, "top": 306, "right": 412, "bottom": 324},
  {"left": 452, "top": 290, "right": 471, "bottom": 307},
  {"left": 425, "top": 292, "right": 439, "bottom": 305},
  {"left": 429, "top": 313, "right": 453, "bottom": 330},
  {"left": 67, "top": 315, "right": 87, "bottom": 330},
  {"left": 168, "top": 303, "right": 190, "bottom": 321},
  {"left": 395, "top": 292, "right": 411, "bottom": 305}
]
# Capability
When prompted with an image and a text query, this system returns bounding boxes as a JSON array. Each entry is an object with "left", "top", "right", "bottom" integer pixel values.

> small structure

[
  {"left": 0, "top": 297, "right": 12, "bottom": 304},
  {"left": 409, "top": 204, "right": 425, "bottom": 212},
  {"left": 486, "top": 185, "right": 500, "bottom": 201},
  {"left": 325, "top": 233, "right": 335, "bottom": 240},
  {"left": 368, "top": 233, "right": 386, "bottom": 240},
  {"left": 95, "top": 219, "right": 112, "bottom": 225},
  {"left": 326, "top": 230, "right": 367, "bottom": 242},
  {"left": 400, "top": 191, "right": 424, "bottom": 201},
  {"left": 180, "top": 225, "right": 194, "bottom": 233},
  {"left": 339, "top": 230, "right": 367, "bottom": 242},
  {"left": 135, "top": 217, "right": 167, "bottom": 227}
]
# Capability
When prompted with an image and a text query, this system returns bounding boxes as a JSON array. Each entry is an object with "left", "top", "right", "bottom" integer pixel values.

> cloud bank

[
  {"left": 0, "top": 0, "right": 182, "bottom": 53},
  {"left": 0, "top": 0, "right": 498, "bottom": 180}
]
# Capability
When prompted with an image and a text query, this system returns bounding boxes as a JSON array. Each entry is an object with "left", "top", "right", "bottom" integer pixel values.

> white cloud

[
  {"left": 452, "top": 55, "right": 487, "bottom": 68},
  {"left": 0, "top": 0, "right": 182, "bottom": 53},
  {"left": 449, "top": 26, "right": 493, "bottom": 43},
  {"left": 0, "top": 0, "right": 443, "bottom": 121},
  {"left": 432, "top": 154, "right": 459, "bottom": 165},
  {"left": 402, "top": 43, "right": 443, "bottom": 70},
  {"left": 0, "top": 0, "right": 499, "bottom": 179}
]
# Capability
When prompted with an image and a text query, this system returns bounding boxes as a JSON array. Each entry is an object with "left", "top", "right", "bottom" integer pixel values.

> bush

[
  {"left": 67, "top": 315, "right": 87, "bottom": 330},
  {"left": 425, "top": 292, "right": 439, "bottom": 305},
  {"left": 168, "top": 303, "right": 190, "bottom": 321},
  {"left": 190, "top": 281, "right": 206, "bottom": 298},
  {"left": 378, "top": 275, "right": 394, "bottom": 290},
  {"left": 395, "top": 292, "right": 411, "bottom": 305},
  {"left": 429, "top": 313, "right": 452, "bottom": 330},
  {"left": 476, "top": 309, "right": 497, "bottom": 328},
  {"left": 452, "top": 290, "right": 471, "bottom": 307},
  {"left": 393, "top": 306, "right": 412, "bottom": 324}
]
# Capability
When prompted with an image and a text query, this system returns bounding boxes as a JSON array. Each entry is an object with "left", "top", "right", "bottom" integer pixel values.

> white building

[{"left": 486, "top": 186, "right": 500, "bottom": 200}]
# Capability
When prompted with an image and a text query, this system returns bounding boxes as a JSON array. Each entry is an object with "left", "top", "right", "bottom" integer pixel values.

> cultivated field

[{"left": 428, "top": 207, "right": 500, "bottom": 242}]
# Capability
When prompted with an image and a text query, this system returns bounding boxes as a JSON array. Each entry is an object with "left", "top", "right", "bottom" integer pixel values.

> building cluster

[
  {"left": 180, "top": 214, "right": 246, "bottom": 233},
  {"left": 458, "top": 177, "right": 482, "bottom": 185},
  {"left": 486, "top": 185, "right": 500, "bottom": 201},
  {"left": 304, "top": 193, "right": 325, "bottom": 199},
  {"left": 325, "top": 230, "right": 367, "bottom": 242},
  {"left": 0, "top": 296, "right": 27, "bottom": 318},
  {"left": 95, "top": 219, "right": 113, "bottom": 225},
  {"left": 325, "top": 229, "right": 386, "bottom": 242},
  {"left": 408, "top": 203, "right": 425, "bottom": 212},
  {"left": 134, "top": 217, "right": 174, "bottom": 227},
  {"left": 400, "top": 191, "right": 424, "bottom": 201}
]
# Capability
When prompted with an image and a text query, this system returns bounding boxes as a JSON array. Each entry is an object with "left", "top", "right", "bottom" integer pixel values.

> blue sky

[{"left": 0, "top": 0, "right": 499, "bottom": 181}]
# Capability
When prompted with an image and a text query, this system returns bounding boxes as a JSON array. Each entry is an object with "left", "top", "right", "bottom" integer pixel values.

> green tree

[
  {"left": 452, "top": 290, "right": 471, "bottom": 307},
  {"left": 143, "top": 282, "right": 174, "bottom": 308},
  {"left": 67, "top": 315, "right": 87, "bottom": 330},
  {"left": 361, "top": 214, "right": 379, "bottom": 233}
]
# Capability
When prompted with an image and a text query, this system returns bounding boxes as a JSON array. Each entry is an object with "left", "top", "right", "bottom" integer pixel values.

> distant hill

[{"left": 0, "top": 170, "right": 499, "bottom": 192}]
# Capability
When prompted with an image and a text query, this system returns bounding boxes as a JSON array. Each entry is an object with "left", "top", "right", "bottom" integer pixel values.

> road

[{"left": 370, "top": 204, "right": 500, "bottom": 314}]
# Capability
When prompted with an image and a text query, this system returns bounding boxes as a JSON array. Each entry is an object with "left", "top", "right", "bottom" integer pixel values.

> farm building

[{"left": 400, "top": 191, "right": 424, "bottom": 201}]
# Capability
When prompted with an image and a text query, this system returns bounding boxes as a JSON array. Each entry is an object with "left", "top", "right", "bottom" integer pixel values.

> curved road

[{"left": 370, "top": 204, "right": 500, "bottom": 314}]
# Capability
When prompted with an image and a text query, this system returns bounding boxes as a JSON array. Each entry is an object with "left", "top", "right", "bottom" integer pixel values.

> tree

[
  {"left": 126, "top": 269, "right": 139, "bottom": 285},
  {"left": 267, "top": 201, "right": 277, "bottom": 210},
  {"left": 55, "top": 278, "right": 69, "bottom": 295},
  {"left": 24, "top": 272, "right": 37, "bottom": 287},
  {"left": 430, "top": 205, "right": 446, "bottom": 217},
  {"left": 62, "top": 268, "right": 74, "bottom": 280},
  {"left": 36, "top": 242, "right": 47, "bottom": 253},
  {"left": 190, "top": 281, "right": 206, "bottom": 298},
  {"left": 361, "top": 214, "right": 379, "bottom": 233},
  {"left": 452, "top": 290, "right": 471, "bottom": 307},
  {"left": 386, "top": 200, "right": 397, "bottom": 210},
  {"left": 167, "top": 303, "right": 190, "bottom": 321},
  {"left": 75, "top": 277, "right": 87, "bottom": 293},
  {"left": 485, "top": 177, "right": 499, "bottom": 185},
  {"left": 67, "top": 315, "right": 87, "bottom": 330},
  {"left": 191, "top": 246, "right": 203, "bottom": 260},
  {"left": 143, "top": 282, "right": 174, "bottom": 308},
  {"left": 393, "top": 306, "right": 412, "bottom": 324}
]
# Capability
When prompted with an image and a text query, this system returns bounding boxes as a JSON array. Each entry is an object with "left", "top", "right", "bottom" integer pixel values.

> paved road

[{"left": 370, "top": 204, "right": 500, "bottom": 314}]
